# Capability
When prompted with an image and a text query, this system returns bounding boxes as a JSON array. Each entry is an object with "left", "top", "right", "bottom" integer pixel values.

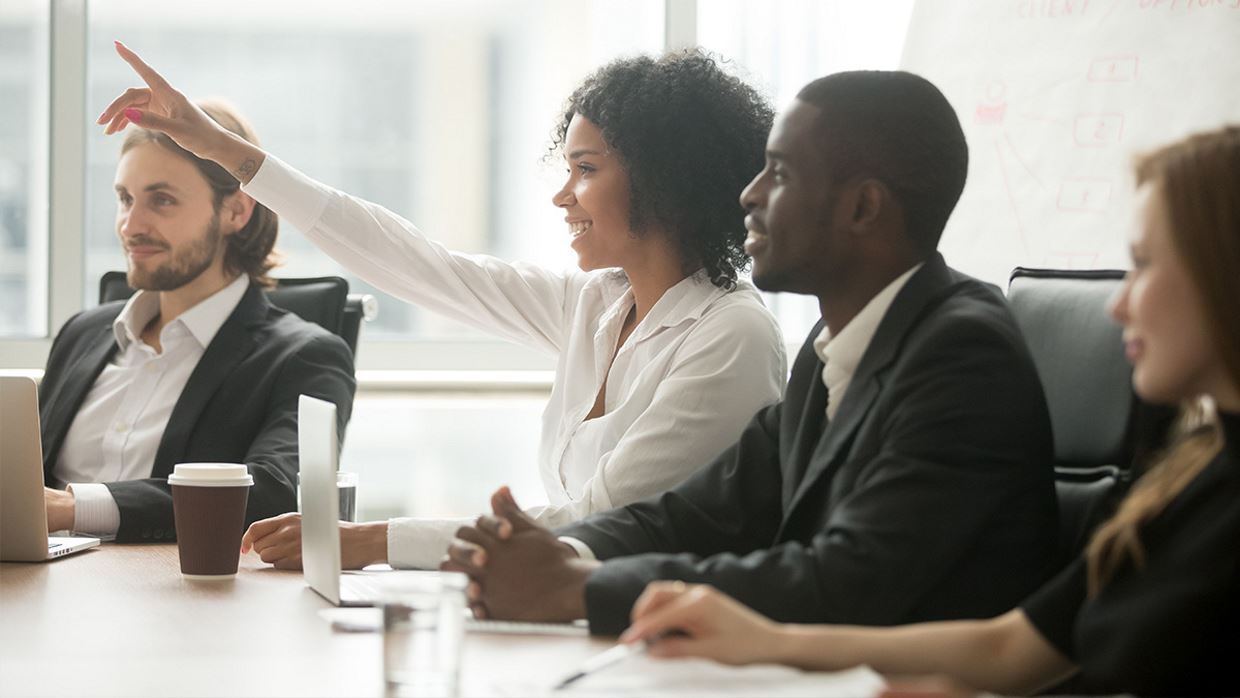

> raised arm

[{"left": 100, "top": 42, "right": 580, "bottom": 353}]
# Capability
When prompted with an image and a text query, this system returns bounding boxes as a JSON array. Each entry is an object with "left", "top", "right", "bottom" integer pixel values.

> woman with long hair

[
  {"left": 99, "top": 43, "right": 786, "bottom": 571},
  {"left": 620, "top": 125, "right": 1240, "bottom": 696}
]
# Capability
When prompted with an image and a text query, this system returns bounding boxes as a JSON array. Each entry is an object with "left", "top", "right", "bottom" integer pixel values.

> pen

[{"left": 553, "top": 638, "right": 651, "bottom": 691}]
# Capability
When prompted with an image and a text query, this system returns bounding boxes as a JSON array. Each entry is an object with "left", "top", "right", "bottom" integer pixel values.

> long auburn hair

[
  {"left": 1085, "top": 125, "right": 1240, "bottom": 595},
  {"left": 121, "top": 99, "right": 280, "bottom": 287}
]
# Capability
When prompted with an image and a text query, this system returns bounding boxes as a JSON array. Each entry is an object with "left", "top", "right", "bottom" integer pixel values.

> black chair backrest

[
  {"left": 1007, "top": 267, "right": 1134, "bottom": 564},
  {"left": 98, "top": 271, "right": 371, "bottom": 356},
  {"left": 1008, "top": 268, "right": 1133, "bottom": 466}
]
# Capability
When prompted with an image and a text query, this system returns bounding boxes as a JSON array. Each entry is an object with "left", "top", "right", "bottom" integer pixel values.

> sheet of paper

[{"left": 483, "top": 654, "right": 885, "bottom": 697}]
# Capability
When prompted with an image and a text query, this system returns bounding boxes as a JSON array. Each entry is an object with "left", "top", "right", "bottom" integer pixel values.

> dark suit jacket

[
  {"left": 39, "top": 282, "right": 356, "bottom": 543},
  {"left": 557, "top": 255, "right": 1058, "bottom": 635}
]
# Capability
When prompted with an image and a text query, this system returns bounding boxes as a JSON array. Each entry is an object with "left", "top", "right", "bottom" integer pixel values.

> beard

[{"left": 127, "top": 214, "right": 223, "bottom": 291}]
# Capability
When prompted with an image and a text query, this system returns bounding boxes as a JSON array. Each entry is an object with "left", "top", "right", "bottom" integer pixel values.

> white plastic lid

[{"left": 168, "top": 463, "right": 254, "bottom": 487}]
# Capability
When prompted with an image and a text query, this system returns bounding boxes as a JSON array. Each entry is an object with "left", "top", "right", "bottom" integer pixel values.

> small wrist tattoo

[{"left": 235, "top": 158, "right": 257, "bottom": 180}]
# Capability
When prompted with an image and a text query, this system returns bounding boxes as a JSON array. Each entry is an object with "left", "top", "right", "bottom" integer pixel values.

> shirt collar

[
  {"left": 112, "top": 287, "right": 162, "bottom": 351},
  {"left": 814, "top": 262, "right": 923, "bottom": 375},
  {"left": 597, "top": 268, "right": 732, "bottom": 343},
  {"left": 112, "top": 275, "right": 251, "bottom": 351},
  {"left": 641, "top": 269, "right": 731, "bottom": 332}
]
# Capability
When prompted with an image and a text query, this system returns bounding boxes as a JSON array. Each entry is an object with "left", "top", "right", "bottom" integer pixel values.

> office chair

[
  {"left": 1007, "top": 267, "right": 1135, "bottom": 565},
  {"left": 98, "top": 271, "right": 377, "bottom": 356}
]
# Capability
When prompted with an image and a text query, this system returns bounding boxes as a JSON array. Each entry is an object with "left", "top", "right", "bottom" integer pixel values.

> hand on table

[
  {"left": 241, "top": 512, "right": 388, "bottom": 570},
  {"left": 620, "top": 582, "right": 782, "bottom": 665},
  {"left": 44, "top": 487, "right": 75, "bottom": 533},
  {"left": 440, "top": 486, "right": 597, "bottom": 622}
]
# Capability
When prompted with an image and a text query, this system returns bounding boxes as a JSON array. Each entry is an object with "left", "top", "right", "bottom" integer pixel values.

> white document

[{"left": 486, "top": 654, "right": 886, "bottom": 697}]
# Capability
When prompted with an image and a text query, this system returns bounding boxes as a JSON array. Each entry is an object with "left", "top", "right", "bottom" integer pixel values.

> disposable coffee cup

[{"left": 169, "top": 463, "right": 253, "bottom": 580}]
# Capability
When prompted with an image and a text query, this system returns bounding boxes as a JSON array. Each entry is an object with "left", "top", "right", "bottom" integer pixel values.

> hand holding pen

[{"left": 554, "top": 581, "right": 785, "bottom": 689}]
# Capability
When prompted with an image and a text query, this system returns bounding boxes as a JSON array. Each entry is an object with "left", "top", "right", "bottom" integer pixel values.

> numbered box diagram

[
  {"left": 1087, "top": 56, "right": 1139, "bottom": 82},
  {"left": 1074, "top": 113, "right": 1126, "bottom": 147},
  {"left": 1057, "top": 178, "right": 1113, "bottom": 212}
]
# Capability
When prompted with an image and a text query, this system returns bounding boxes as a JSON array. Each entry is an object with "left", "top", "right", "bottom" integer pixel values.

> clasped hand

[{"left": 440, "top": 486, "right": 597, "bottom": 622}]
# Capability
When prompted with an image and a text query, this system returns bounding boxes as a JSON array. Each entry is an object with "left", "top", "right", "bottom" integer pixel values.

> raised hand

[
  {"left": 97, "top": 42, "right": 219, "bottom": 154},
  {"left": 97, "top": 41, "right": 266, "bottom": 183}
]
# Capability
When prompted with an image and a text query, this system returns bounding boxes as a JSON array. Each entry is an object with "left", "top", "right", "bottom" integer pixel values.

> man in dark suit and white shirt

[
  {"left": 443, "top": 71, "right": 1058, "bottom": 635},
  {"left": 40, "top": 101, "right": 355, "bottom": 544}
]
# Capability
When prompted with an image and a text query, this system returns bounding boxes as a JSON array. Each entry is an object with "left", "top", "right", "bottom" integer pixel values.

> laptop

[
  {"left": 297, "top": 393, "right": 401, "bottom": 606},
  {"left": 297, "top": 394, "right": 587, "bottom": 635},
  {"left": 1, "top": 376, "right": 100, "bottom": 562}
]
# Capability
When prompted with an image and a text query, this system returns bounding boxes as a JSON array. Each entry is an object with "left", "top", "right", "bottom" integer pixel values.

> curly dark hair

[{"left": 550, "top": 50, "right": 774, "bottom": 289}]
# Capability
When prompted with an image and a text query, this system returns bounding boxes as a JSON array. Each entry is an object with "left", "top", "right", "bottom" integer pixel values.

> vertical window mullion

[
  {"left": 48, "top": 0, "right": 88, "bottom": 334},
  {"left": 664, "top": 0, "right": 698, "bottom": 51}
]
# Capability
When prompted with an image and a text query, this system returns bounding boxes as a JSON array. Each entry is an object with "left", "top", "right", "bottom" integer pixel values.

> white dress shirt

[
  {"left": 564, "top": 263, "right": 923, "bottom": 562},
  {"left": 813, "top": 263, "right": 922, "bottom": 419},
  {"left": 54, "top": 275, "right": 250, "bottom": 537},
  {"left": 242, "top": 155, "right": 787, "bottom": 569}
]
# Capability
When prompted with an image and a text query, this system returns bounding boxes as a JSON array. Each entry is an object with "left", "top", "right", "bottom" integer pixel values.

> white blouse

[{"left": 243, "top": 156, "right": 787, "bottom": 569}]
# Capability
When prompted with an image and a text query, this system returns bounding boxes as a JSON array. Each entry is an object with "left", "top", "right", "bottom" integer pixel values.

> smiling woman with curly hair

[
  {"left": 98, "top": 42, "right": 787, "bottom": 571},
  {"left": 552, "top": 50, "right": 773, "bottom": 289}
]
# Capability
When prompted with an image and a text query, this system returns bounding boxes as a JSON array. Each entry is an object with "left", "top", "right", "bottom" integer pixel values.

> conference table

[{"left": 0, "top": 544, "right": 610, "bottom": 697}]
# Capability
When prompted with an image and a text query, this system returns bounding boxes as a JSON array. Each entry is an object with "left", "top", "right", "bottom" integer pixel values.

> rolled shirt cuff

[
  {"left": 386, "top": 516, "right": 473, "bottom": 570},
  {"left": 65, "top": 483, "right": 120, "bottom": 539}
]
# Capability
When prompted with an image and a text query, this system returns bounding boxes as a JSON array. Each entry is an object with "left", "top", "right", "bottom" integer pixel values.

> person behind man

[
  {"left": 40, "top": 101, "right": 356, "bottom": 543},
  {"left": 444, "top": 70, "right": 1058, "bottom": 635}
]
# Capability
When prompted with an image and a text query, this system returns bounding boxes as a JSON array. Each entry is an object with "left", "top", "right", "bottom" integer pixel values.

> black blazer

[
  {"left": 557, "top": 255, "right": 1058, "bottom": 635},
  {"left": 39, "top": 282, "right": 357, "bottom": 543}
]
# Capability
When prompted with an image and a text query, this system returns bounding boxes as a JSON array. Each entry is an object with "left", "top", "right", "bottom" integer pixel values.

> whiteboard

[{"left": 900, "top": 0, "right": 1240, "bottom": 286}]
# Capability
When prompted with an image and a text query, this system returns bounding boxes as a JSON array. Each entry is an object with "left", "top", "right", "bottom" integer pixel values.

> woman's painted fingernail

[{"left": 123, "top": 108, "right": 141, "bottom": 123}]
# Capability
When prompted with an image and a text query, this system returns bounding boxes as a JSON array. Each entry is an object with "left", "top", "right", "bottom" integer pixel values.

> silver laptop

[
  {"left": 296, "top": 394, "right": 588, "bottom": 635},
  {"left": 298, "top": 393, "right": 401, "bottom": 606},
  {"left": 1, "top": 376, "right": 100, "bottom": 562}
]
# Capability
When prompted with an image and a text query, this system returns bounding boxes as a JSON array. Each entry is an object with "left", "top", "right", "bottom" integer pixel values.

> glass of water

[{"left": 381, "top": 572, "right": 468, "bottom": 697}]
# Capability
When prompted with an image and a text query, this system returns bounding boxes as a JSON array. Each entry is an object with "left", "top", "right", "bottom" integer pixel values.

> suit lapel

[
  {"left": 149, "top": 285, "right": 269, "bottom": 478},
  {"left": 776, "top": 255, "right": 957, "bottom": 536},
  {"left": 42, "top": 325, "right": 119, "bottom": 474}
]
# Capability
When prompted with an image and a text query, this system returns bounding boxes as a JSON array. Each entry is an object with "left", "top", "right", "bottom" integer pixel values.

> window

[
  {"left": 0, "top": 1, "right": 50, "bottom": 338},
  {"left": 8, "top": 0, "right": 927, "bottom": 368},
  {"left": 84, "top": 0, "right": 664, "bottom": 347}
]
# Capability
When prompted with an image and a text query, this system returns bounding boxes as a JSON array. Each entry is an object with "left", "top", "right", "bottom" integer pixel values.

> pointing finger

[{"left": 114, "top": 41, "right": 173, "bottom": 92}]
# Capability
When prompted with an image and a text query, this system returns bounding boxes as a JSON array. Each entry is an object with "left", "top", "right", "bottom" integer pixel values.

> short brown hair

[{"left": 121, "top": 99, "right": 280, "bottom": 287}]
